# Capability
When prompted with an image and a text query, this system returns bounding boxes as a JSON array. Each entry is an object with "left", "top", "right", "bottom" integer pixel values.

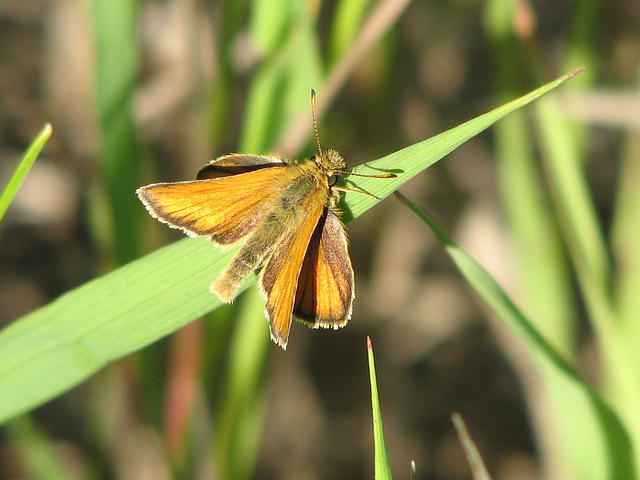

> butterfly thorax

[{"left": 308, "top": 149, "right": 344, "bottom": 209}]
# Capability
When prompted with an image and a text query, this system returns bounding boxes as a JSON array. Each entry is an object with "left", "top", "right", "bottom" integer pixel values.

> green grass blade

[
  {"left": 0, "top": 123, "right": 52, "bottom": 223},
  {"left": 214, "top": 288, "right": 270, "bottom": 480},
  {"left": 484, "top": 2, "right": 608, "bottom": 476},
  {"left": 367, "top": 337, "right": 393, "bottom": 480},
  {"left": 494, "top": 108, "right": 575, "bottom": 357},
  {"left": 93, "top": 0, "right": 142, "bottom": 264},
  {"left": 250, "top": 0, "right": 292, "bottom": 56},
  {"left": 394, "top": 191, "right": 635, "bottom": 480},
  {"left": 451, "top": 413, "right": 492, "bottom": 480},
  {"left": 535, "top": 97, "right": 612, "bottom": 315},
  {"left": 238, "top": 55, "right": 289, "bottom": 154},
  {"left": 485, "top": 0, "right": 577, "bottom": 359},
  {"left": 0, "top": 72, "right": 577, "bottom": 424},
  {"left": 328, "top": 0, "right": 372, "bottom": 62},
  {"left": 240, "top": 3, "right": 323, "bottom": 154},
  {"left": 6, "top": 416, "right": 80, "bottom": 480},
  {"left": 282, "top": 6, "right": 323, "bottom": 118},
  {"left": 535, "top": 88, "right": 640, "bottom": 467},
  {"left": 612, "top": 91, "right": 640, "bottom": 363},
  {"left": 607, "top": 69, "right": 640, "bottom": 470}
]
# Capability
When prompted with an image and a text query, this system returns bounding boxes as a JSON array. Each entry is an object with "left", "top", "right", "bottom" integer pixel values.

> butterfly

[{"left": 137, "top": 90, "right": 393, "bottom": 349}]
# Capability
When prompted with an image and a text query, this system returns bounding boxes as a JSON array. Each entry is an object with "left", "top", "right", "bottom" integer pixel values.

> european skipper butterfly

[{"left": 137, "top": 91, "right": 393, "bottom": 349}]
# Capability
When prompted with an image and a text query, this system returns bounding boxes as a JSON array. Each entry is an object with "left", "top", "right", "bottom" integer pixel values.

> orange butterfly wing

[
  {"left": 259, "top": 192, "right": 327, "bottom": 349},
  {"left": 137, "top": 157, "right": 287, "bottom": 245},
  {"left": 293, "top": 209, "right": 354, "bottom": 329}
]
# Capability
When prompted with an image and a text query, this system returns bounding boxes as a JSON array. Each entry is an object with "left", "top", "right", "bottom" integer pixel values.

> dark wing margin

[{"left": 196, "top": 154, "right": 286, "bottom": 179}]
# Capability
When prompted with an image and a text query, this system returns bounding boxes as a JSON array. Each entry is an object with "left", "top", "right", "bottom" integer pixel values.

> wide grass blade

[
  {"left": 0, "top": 72, "right": 578, "bottom": 424},
  {"left": 0, "top": 238, "right": 225, "bottom": 423}
]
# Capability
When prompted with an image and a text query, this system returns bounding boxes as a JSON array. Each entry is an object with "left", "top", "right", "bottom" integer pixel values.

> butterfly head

[{"left": 314, "top": 148, "right": 346, "bottom": 176}]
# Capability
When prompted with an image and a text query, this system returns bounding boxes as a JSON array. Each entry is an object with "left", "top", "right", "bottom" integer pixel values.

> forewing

[
  {"left": 294, "top": 209, "right": 354, "bottom": 329},
  {"left": 259, "top": 198, "right": 326, "bottom": 349},
  {"left": 137, "top": 164, "right": 288, "bottom": 244}
]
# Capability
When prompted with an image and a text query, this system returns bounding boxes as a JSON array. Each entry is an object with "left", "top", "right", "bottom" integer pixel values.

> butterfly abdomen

[{"left": 211, "top": 210, "right": 289, "bottom": 302}]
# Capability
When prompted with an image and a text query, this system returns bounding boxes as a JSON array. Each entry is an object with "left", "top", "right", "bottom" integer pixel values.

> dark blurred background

[{"left": 1, "top": 0, "right": 637, "bottom": 478}]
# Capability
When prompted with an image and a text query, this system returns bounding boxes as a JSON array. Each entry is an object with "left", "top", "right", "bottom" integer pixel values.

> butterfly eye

[{"left": 328, "top": 174, "right": 338, "bottom": 186}]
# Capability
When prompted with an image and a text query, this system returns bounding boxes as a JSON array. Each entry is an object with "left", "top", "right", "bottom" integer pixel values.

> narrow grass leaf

[
  {"left": 93, "top": 0, "right": 142, "bottom": 264},
  {"left": 608, "top": 96, "right": 640, "bottom": 471},
  {"left": 536, "top": 92, "right": 640, "bottom": 467},
  {"left": 367, "top": 337, "right": 393, "bottom": 480},
  {"left": 283, "top": 6, "right": 323, "bottom": 118},
  {"left": 451, "top": 413, "right": 492, "bottom": 480},
  {"left": 535, "top": 97, "right": 612, "bottom": 314},
  {"left": 239, "top": 55, "right": 289, "bottom": 153},
  {"left": 0, "top": 123, "right": 52, "bottom": 223},
  {"left": 612, "top": 119, "right": 640, "bottom": 356},
  {"left": 394, "top": 191, "right": 635, "bottom": 480},
  {"left": 341, "top": 68, "right": 584, "bottom": 222},
  {"left": 250, "top": 0, "right": 292, "bottom": 56},
  {"left": 328, "top": 0, "right": 372, "bottom": 61},
  {"left": 215, "top": 288, "right": 270, "bottom": 480}
]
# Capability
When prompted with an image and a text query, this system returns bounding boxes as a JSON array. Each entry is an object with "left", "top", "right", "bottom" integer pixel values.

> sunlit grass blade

[
  {"left": 607, "top": 89, "right": 640, "bottom": 471},
  {"left": 484, "top": 13, "right": 577, "bottom": 355},
  {"left": 0, "top": 123, "right": 52, "bottom": 223},
  {"left": 394, "top": 191, "right": 635, "bottom": 480},
  {"left": 611, "top": 107, "right": 640, "bottom": 358},
  {"left": 241, "top": 3, "right": 323, "bottom": 154},
  {"left": 328, "top": 0, "right": 372, "bottom": 62},
  {"left": 367, "top": 337, "right": 393, "bottom": 480},
  {"left": 495, "top": 107, "right": 575, "bottom": 356},
  {"left": 250, "top": 0, "right": 292, "bottom": 55},
  {"left": 452, "top": 413, "right": 492, "bottom": 480},
  {"left": 535, "top": 98, "right": 612, "bottom": 319},
  {"left": 484, "top": 4, "right": 611, "bottom": 476},
  {"left": 0, "top": 72, "right": 578, "bottom": 425},
  {"left": 535, "top": 93, "right": 640, "bottom": 470},
  {"left": 238, "top": 57, "right": 289, "bottom": 153}
]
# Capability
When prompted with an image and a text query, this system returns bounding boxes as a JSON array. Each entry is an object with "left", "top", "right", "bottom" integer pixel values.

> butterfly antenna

[{"left": 311, "top": 89, "right": 323, "bottom": 156}]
